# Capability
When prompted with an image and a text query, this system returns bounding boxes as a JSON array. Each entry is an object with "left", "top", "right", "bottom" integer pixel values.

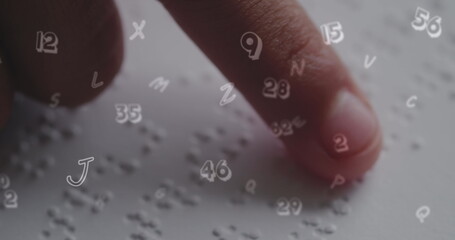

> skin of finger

[
  {"left": 288, "top": 124, "right": 382, "bottom": 180},
  {"left": 0, "top": 0, "right": 123, "bottom": 107},
  {"left": 0, "top": 56, "right": 13, "bottom": 128},
  {"left": 160, "top": 0, "right": 382, "bottom": 179}
]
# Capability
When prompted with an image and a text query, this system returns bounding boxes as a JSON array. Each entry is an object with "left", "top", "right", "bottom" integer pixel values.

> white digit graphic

[
  {"left": 215, "top": 160, "right": 232, "bottom": 182},
  {"left": 115, "top": 104, "right": 142, "bottom": 124},
  {"left": 277, "top": 80, "right": 290, "bottom": 99},
  {"left": 276, "top": 197, "right": 302, "bottom": 216},
  {"left": 262, "top": 78, "right": 278, "bottom": 98},
  {"left": 411, "top": 7, "right": 430, "bottom": 31},
  {"left": 36, "top": 31, "right": 59, "bottom": 54},
  {"left": 270, "top": 116, "right": 306, "bottom": 137},
  {"left": 128, "top": 104, "right": 142, "bottom": 124},
  {"left": 0, "top": 174, "right": 18, "bottom": 209},
  {"left": 333, "top": 133, "right": 349, "bottom": 153},
  {"left": 426, "top": 16, "right": 442, "bottom": 38},
  {"left": 411, "top": 7, "right": 442, "bottom": 38},
  {"left": 3, "top": 190, "right": 18, "bottom": 209},
  {"left": 280, "top": 120, "right": 294, "bottom": 136},
  {"left": 262, "top": 78, "right": 290, "bottom": 100},
  {"left": 276, "top": 198, "right": 290, "bottom": 216},
  {"left": 320, "top": 21, "right": 344, "bottom": 45},
  {"left": 240, "top": 32, "right": 263, "bottom": 60},
  {"left": 0, "top": 174, "right": 10, "bottom": 190},
  {"left": 115, "top": 104, "right": 129, "bottom": 124},
  {"left": 200, "top": 160, "right": 232, "bottom": 182},
  {"left": 289, "top": 197, "right": 302, "bottom": 215}
]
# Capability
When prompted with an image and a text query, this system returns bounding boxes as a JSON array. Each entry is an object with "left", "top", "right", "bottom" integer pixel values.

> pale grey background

[{"left": 0, "top": 0, "right": 454, "bottom": 239}]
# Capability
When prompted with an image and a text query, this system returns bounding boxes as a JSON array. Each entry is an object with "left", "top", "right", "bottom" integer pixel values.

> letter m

[{"left": 149, "top": 77, "right": 169, "bottom": 93}]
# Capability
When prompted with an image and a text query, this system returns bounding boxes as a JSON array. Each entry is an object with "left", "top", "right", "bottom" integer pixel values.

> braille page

[{"left": 0, "top": 0, "right": 454, "bottom": 239}]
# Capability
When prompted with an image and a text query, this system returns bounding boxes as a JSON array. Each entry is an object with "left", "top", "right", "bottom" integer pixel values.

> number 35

[{"left": 115, "top": 104, "right": 142, "bottom": 124}]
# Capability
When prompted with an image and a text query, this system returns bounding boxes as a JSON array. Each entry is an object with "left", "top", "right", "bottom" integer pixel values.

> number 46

[{"left": 200, "top": 160, "right": 232, "bottom": 182}]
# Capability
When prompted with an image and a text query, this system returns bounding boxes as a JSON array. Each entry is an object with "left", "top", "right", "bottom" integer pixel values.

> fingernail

[{"left": 320, "top": 89, "right": 378, "bottom": 158}]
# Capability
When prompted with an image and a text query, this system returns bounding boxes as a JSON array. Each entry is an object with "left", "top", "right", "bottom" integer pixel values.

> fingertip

[
  {"left": 320, "top": 89, "right": 378, "bottom": 158},
  {"left": 289, "top": 105, "right": 382, "bottom": 181},
  {"left": 161, "top": 0, "right": 383, "bottom": 181}
]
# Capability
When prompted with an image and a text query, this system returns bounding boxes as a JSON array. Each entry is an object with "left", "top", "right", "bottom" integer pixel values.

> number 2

[
  {"left": 333, "top": 133, "right": 349, "bottom": 153},
  {"left": 276, "top": 198, "right": 290, "bottom": 216},
  {"left": 280, "top": 120, "right": 294, "bottom": 136},
  {"left": 4, "top": 190, "right": 18, "bottom": 209},
  {"left": 262, "top": 78, "right": 277, "bottom": 98}
]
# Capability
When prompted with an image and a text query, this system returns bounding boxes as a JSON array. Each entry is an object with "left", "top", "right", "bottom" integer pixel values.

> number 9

[
  {"left": 240, "top": 32, "right": 263, "bottom": 61},
  {"left": 0, "top": 174, "right": 10, "bottom": 190},
  {"left": 263, "top": 78, "right": 278, "bottom": 99},
  {"left": 289, "top": 197, "right": 302, "bottom": 215}
]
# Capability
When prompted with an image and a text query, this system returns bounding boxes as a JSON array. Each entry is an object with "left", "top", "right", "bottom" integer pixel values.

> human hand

[{"left": 0, "top": 0, "right": 382, "bottom": 181}]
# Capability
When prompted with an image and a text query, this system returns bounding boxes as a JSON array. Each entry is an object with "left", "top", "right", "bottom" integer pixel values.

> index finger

[{"left": 160, "top": 0, "right": 382, "bottom": 180}]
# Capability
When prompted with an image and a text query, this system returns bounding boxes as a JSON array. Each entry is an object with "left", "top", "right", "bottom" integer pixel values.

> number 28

[{"left": 262, "top": 78, "right": 290, "bottom": 99}]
